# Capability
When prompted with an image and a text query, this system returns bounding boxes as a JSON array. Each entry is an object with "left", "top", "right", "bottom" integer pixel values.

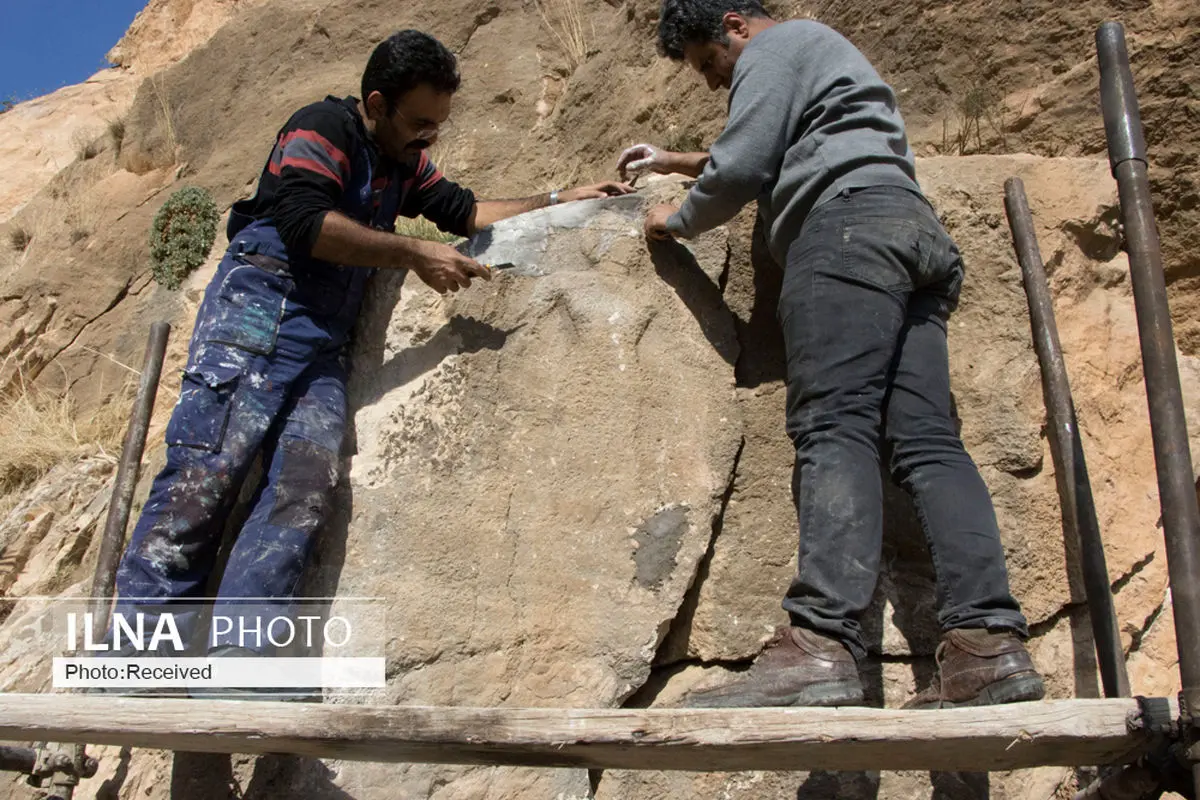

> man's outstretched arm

[
  {"left": 469, "top": 181, "right": 635, "bottom": 233},
  {"left": 616, "top": 144, "right": 710, "bottom": 180},
  {"left": 634, "top": 51, "right": 798, "bottom": 241}
]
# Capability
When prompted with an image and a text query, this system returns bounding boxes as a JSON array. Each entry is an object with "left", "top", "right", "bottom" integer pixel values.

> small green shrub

[{"left": 149, "top": 186, "right": 219, "bottom": 290}]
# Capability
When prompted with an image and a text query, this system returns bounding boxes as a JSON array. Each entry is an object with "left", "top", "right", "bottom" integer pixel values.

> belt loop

[{"left": 841, "top": 187, "right": 852, "bottom": 202}]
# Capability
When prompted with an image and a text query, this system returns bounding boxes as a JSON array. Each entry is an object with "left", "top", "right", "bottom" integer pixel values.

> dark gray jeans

[{"left": 778, "top": 186, "right": 1028, "bottom": 659}]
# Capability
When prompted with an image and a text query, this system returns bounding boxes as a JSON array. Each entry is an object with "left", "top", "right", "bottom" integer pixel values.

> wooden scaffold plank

[{"left": 0, "top": 695, "right": 1166, "bottom": 773}]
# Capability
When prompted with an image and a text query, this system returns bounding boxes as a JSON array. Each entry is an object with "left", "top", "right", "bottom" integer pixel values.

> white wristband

[{"left": 549, "top": 190, "right": 560, "bottom": 205}]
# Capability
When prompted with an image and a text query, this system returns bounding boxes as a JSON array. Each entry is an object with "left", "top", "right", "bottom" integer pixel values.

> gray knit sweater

[{"left": 667, "top": 20, "right": 922, "bottom": 263}]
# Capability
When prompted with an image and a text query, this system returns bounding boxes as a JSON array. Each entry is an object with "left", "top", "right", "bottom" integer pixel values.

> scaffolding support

[
  {"left": 1097, "top": 20, "right": 1200, "bottom": 799},
  {"left": 1004, "top": 177, "right": 1130, "bottom": 699},
  {"left": 0, "top": 695, "right": 1175, "bottom": 774}
]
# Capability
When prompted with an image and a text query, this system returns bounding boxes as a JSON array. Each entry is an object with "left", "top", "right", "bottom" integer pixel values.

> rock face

[
  {"left": 0, "top": 72, "right": 137, "bottom": 223},
  {"left": 105, "top": 0, "right": 273, "bottom": 75},
  {"left": 0, "top": 0, "right": 265, "bottom": 223}
]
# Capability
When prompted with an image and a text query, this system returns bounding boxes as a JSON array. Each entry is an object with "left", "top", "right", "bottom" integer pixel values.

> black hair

[
  {"left": 361, "top": 30, "right": 461, "bottom": 110},
  {"left": 657, "top": 0, "right": 771, "bottom": 60}
]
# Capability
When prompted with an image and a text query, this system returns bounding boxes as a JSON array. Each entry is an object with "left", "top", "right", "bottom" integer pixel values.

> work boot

[
  {"left": 684, "top": 625, "right": 864, "bottom": 708},
  {"left": 188, "top": 645, "right": 320, "bottom": 702},
  {"left": 86, "top": 641, "right": 186, "bottom": 697},
  {"left": 905, "top": 628, "right": 1045, "bottom": 709}
]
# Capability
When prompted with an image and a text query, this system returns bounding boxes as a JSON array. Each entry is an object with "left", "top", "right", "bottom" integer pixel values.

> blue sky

[{"left": 1, "top": 0, "right": 149, "bottom": 102}]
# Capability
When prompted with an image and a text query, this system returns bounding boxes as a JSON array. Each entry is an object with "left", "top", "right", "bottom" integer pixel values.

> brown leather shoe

[
  {"left": 905, "top": 628, "right": 1045, "bottom": 709},
  {"left": 684, "top": 625, "right": 864, "bottom": 708}
]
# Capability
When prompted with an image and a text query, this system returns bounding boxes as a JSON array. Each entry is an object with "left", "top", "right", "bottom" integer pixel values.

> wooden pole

[{"left": 0, "top": 695, "right": 1166, "bottom": 773}]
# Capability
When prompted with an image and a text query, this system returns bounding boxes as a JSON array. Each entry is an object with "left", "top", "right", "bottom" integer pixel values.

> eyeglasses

[{"left": 391, "top": 106, "right": 442, "bottom": 140}]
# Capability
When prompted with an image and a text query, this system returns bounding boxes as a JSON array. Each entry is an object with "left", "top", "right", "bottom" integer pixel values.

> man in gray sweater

[{"left": 620, "top": 0, "right": 1046, "bottom": 709}]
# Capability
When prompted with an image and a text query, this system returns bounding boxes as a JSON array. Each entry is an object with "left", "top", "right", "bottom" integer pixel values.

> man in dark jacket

[
  {"left": 619, "top": 0, "right": 1045, "bottom": 709},
  {"left": 112, "top": 30, "right": 631, "bottom": 666}
]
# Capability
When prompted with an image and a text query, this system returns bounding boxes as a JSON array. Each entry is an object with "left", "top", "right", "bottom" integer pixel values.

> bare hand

[
  {"left": 644, "top": 204, "right": 678, "bottom": 241},
  {"left": 617, "top": 143, "right": 676, "bottom": 181},
  {"left": 412, "top": 242, "right": 493, "bottom": 294},
  {"left": 559, "top": 181, "right": 636, "bottom": 203}
]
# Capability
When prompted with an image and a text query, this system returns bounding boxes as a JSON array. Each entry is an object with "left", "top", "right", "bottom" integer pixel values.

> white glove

[{"left": 617, "top": 143, "right": 664, "bottom": 180}]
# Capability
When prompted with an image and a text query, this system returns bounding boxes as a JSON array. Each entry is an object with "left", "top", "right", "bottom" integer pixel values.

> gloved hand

[{"left": 617, "top": 143, "right": 669, "bottom": 181}]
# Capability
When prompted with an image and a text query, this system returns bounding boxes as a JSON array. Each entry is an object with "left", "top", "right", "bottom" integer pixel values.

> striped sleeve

[
  {"left": 415, "top": 150, "right": 444, "bottom": 191},
  {"left": 271, "top": 129, "right": 352, "bottom": 187},
  {"left": 398, "top": 151, "right": 476, "bottom": 238},
  {"left": 271, "top": 105, "right": 357, "bottom": 256}
]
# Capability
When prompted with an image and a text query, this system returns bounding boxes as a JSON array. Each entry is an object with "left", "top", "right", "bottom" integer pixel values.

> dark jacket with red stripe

[{"left": 225, "top": 95, "right": 475, "bottom": 316}]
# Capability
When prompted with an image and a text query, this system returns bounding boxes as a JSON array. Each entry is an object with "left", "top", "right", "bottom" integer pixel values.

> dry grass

[
  {"left": 537, "top": 154, "right": 585, "bottom": 194},
  {"left": 665, "top": 130, "right": 705, "bottom": 154},
  {"left": 4, "top": 205, "right": 52, "bottom": 267},
  {"left": 536, "top": 0, "right": 590, "bottom": 71},
  {"left": 65, "top": 191, "right": 101, "bottom": 245},
  {"left": 107, "top": 117, "right": 127, "bottom": 155},
  {"left": 0, "top": 372, "right": 130, "bottom": 504},
  {"left": 394, "top": 216, "right": 460, "bottom": 244},
  {"left": 150, "top": 74, "right": 179, "bottom": 163},
  {"left": 4, "top": 204, "right": 55, "bottom": 266},
  {"left": 7, "top": 226, "right": 32, "bottom": 252},
  {"left": 0, "top": 488, "right": 21, "bottom": 523},
  {"left": 428, "top": 137, "right": 462, "bottom": 176},
  {"left": 71, "top": 127, "right": 104, "bottom": 161},
  {"left": 939, "top": 82, "right": 1027, "bottom": 155}
]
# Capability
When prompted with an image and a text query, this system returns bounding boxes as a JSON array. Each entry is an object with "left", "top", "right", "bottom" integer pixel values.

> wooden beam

[{"left": 0, "top": 695, "right": 1164, "bottom": 773}]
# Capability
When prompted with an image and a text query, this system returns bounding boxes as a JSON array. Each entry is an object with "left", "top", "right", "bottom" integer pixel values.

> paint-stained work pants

[{"left": 113, "top": 239, "right": 370, "bottom": 653}]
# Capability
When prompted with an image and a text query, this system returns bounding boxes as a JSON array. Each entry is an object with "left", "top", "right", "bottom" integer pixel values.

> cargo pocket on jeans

[
  {"left": 165, "top": 365, "right": 240, "bottom": 452},
  {"left": 199, "top": 264, "right": 290, "bottom": 355}
]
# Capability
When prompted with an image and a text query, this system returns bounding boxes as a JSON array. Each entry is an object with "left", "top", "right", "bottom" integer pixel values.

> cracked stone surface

[{"left": 298, "top": 184, "right": 741, "bottom": 798}]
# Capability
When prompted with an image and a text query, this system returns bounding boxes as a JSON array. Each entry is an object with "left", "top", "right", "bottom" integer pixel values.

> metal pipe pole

[
  {"left": 1004, "top": 178, "right": 1131, "bottom": 699},
  {"left": 1097, "top": 21, "right": 1200, "bottom": 792},
  {"left": 0, "top": 745, "right": 36, "bottom": 774}
]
